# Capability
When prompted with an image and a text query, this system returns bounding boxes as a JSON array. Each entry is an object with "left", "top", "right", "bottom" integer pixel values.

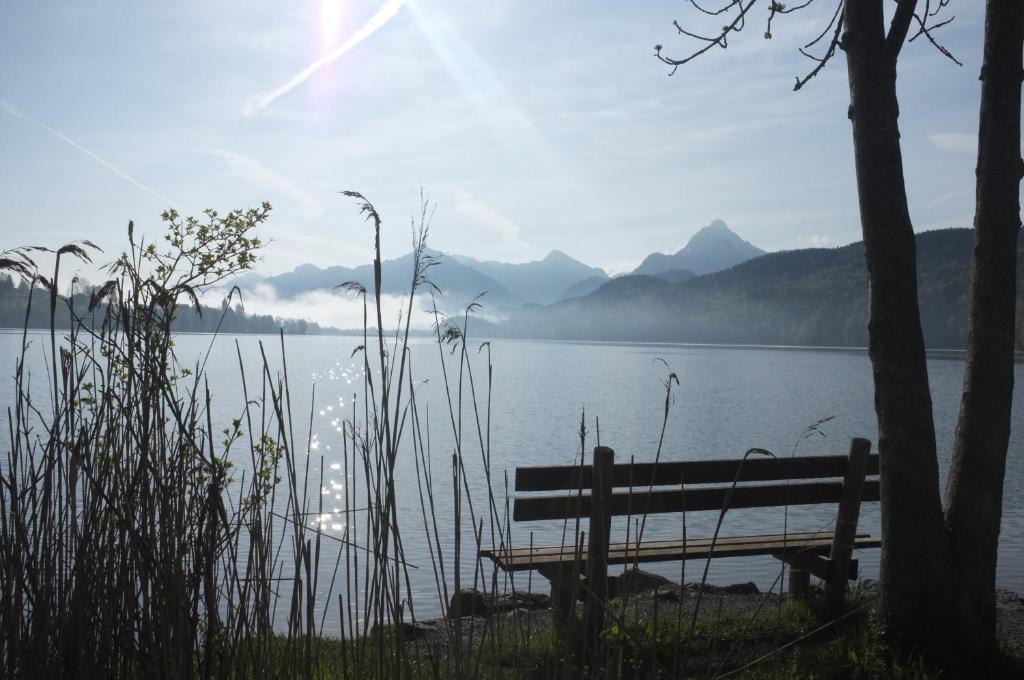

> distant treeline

[
  {"left": 502, "top": 229, "right": 1024, "bottom": 350},
  {"left": 0, "top": 275, "right": 337, "bottom": 335}
]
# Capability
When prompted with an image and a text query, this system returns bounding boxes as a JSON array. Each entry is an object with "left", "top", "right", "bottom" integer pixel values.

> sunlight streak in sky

[
  {"left": 405, "top": 0, "right": 590, "bottom": 228},
  {"left": 406, "top": 0, "right": 550, "bottom": 154},
  {"left": 244, "top": 0, "right": 408, "bottom": 116},
  {"left": 1, "top": 101, "right": 179, "bottom": 209}
]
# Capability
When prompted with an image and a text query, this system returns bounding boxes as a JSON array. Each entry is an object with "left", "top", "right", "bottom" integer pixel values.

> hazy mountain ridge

[
  {"left": 235, "top": 220, "right": 753, "bottom": 309},
  {"left": 245, "top": 249, "right": 523, "bottom": 308},
  {"left": 214, "top": 225, "right": 1024, "bottom": 351},
  {"left": 452, "top": 250, "right": 608, "bottom": 305},
  {"left": 6, "top": 229, "right": 1019, "bottom": 347},
  {"left": 557, "top": 275, "right": 611, "bottom": 300},
  {"left": 241, "top": 247, "right": 609, "bottom": 308},
  {"left": 651, "top": 268, "right": 698, "bottom": 283},
  {"left": 502, "top": 229, "right": 1024, "bottom": 349}
]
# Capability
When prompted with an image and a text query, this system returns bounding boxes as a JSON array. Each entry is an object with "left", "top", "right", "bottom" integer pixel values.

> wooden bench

[{"left": 481, "top": 438, "right": 880, "bottom": 642}]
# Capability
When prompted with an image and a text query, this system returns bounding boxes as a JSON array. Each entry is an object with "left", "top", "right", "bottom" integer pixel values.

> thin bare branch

[
  {"left": 794, "top": 2, "right": 844, "bottom": 91},
  {"left": 655, "top": 0, "right": 758, "bottom": 75},
  {"left": 909, "top": 12, "right": 963, "bottom": 66},
  {"left": 802, "top": 0, "right": 844, "bottom": 51},
  {"left": 689, "top": 0, "right": 743, "bottom": 17},
  {"left": 768, "top": 0, "right": 818, "bottom": 40}
]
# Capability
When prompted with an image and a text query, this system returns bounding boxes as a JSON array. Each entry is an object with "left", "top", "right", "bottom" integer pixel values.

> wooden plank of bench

[
  {"left": 515, "top": 453, "right": 880, "bottom": 491},
  {"left": 513, "top": 479, "right": 881, "bottom": 521},
  {"left": 484, "top": 531, "right": 851, "bottom": 560},
  {"left": 488, "top": 535, "right": 881, "bottom": 571},
  {"left": 484, "top": 534, "right": 881, "bottom": 571}
]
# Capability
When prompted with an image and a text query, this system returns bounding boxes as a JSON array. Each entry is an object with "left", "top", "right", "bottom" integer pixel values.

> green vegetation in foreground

[{"left": 242, "top": 590, "right": 1023, "bottom": 679}]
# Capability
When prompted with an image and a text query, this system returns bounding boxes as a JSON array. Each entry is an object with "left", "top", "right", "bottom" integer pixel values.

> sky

[{"left": 0, "top": 1, "right": 988, "bottom": 282}]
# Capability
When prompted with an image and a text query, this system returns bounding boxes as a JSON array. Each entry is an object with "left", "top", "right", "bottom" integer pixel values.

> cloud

[
  {"left": 204, "top": 283, "right": 434, "bottom": 330},
  {"left": 929, "top": 132, "right": 976, "bottom": 154},
  {"left": 793, "top": 234, "right": 833, "bottom": 248},
  {"left": 215, "top": 150, "right": 323, "bottom": 218},
  {"left": 454, "top": 193, "right": 526, "bottom": 245},
  {"left": 243, "top": 0, "right": 408, "bottom": 116},
  {"left": 1, "top": 101, "right": 178, "bottom": 208}
]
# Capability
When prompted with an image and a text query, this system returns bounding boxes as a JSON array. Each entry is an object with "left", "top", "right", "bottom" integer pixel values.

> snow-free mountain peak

[
  {"left": 455, "top": 249, "right": 608, "bottom": 305},
  {"left": 542, "top": 249, "right": 573, "bottom": 263},
  {"left": 632, "top": 219, "right": 764, "bottom": 277}
]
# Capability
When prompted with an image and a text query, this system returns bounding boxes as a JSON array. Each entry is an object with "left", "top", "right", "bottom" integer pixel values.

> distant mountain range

[
  {"left": 3, "top": 222, "right": 1020, "bottom": 349},
  {"left": 502, "top": 228, "right": 1024, "bottom": 350},
  {"left": 450, "top": 250, "right": 608, "bottom": 305},
  {"left": 217, "top": 222, "right": 1023, "bottom": 350},
  {"left": 238, "top": 249, "right": 519, "bottom": 309},
  {"left": 235, "top": 219, "right": 760, "bottom": 309}
]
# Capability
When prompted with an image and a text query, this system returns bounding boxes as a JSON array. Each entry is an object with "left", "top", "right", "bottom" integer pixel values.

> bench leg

[
  {"left": 823, "top": 438, "right": 871, "bottom": 618},
  {"left": 541, "top": 565, "right": 580, "bottom": 647},
  {"left": 789, "top": 566, "right": 811, "bottom": 598}
]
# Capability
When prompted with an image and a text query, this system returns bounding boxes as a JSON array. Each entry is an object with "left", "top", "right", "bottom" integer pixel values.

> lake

[{"left": 2, "top": 330, "right": 1022, "bottom": 632}]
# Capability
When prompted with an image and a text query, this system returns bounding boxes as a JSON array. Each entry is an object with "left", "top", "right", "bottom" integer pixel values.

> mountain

[
  {"left": 452, "top": 250, "right": 608, "bottom": 305},
  {"left": 651, "top": 268, "right": 698, "bottom": 283},
  {"left": 244, "top": 249, "right": 523, "bottom": 309},
  {"left": 503, "top": 229, "right": 1024, "bottom": 349},
  {"left": 558, "top": 275, "right": 610, "bottom": 300},
  {"left": 249, "top": 248, "right": 609, "bottom": 309},
  {"left": 632, "top": 219, "right": 765, "bottom": 277}
]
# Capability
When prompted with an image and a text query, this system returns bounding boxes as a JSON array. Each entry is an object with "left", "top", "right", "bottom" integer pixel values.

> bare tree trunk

[
  {"left": 842, "top": 0, "right": 952, "bottom": 659},
  {"left": 944, "top": 0, "right": 1023, "bottom": 659}
]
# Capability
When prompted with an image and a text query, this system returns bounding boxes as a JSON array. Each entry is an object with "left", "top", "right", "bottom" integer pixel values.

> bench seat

[{"left": 482, "top": 530, "right": 880, "bottom": 572}]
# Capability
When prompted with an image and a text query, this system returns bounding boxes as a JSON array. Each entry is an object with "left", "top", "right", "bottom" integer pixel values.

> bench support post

[
  {"left": 583, "top": 446, "right": 614, "bottom": 657},
  {"left": 546, "top": 564, "right": 578, "bottom": 645},
  {"left": 823, "top": 437, "right": 871, "bottom": 618},
  {"left": 789, "top": 565, "right": 811, "bottom": 597}
]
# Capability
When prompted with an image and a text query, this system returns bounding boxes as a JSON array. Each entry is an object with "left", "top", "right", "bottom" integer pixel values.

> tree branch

[
  {"left": 909, "top": 12, "right": 962, "bottom": 66},
  {"left": 795, "top": 1, "right": 845, "bottom": 91},
  {"left": 885, "top": 0, "right": 919, "bottom": 59},
  {"left": 655, "top": 0, "right": 758, "bottom": 75}
]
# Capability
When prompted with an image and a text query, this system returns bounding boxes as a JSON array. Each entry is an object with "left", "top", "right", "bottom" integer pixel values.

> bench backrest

[{"left": 513, "top": 442, "right": 879, "bottom": 522}]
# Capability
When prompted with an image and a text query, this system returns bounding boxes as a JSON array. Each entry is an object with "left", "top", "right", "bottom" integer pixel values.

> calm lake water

[{"left": 2, "top": 331, "right": 1022, "bottom": 630}]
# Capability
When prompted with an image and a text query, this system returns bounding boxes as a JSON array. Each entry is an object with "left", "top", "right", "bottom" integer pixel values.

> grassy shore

[{"left": 251, "top": 581, "right": 1024, "bottom": 678}]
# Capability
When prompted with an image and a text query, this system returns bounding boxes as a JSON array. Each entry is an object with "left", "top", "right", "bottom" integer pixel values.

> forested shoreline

[{"left": 0, "top": 274, "right": 336, "bottom": 335}]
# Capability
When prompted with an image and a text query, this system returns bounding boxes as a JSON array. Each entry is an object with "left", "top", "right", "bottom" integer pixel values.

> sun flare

[{"left": 320, "top": 0, "right": 345, "bottom": 42}]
